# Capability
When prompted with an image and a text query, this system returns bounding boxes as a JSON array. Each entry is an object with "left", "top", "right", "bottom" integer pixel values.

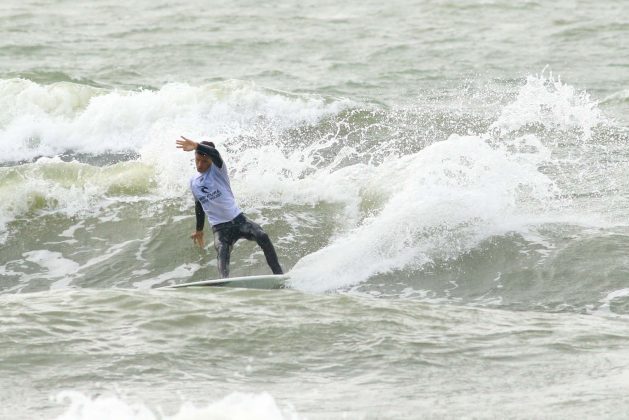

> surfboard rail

[{"left": 159, "top": 274, "right": 290, "bottom": 290}]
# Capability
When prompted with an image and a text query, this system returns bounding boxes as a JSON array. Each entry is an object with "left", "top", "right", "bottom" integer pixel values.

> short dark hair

[{"left": 196, "top": 140, "right": 216, "bottom": 157}]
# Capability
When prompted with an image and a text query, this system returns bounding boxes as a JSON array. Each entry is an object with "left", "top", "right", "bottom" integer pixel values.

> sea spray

[{"left": 289, "top": 133, "right": 556, "bottom": 292}]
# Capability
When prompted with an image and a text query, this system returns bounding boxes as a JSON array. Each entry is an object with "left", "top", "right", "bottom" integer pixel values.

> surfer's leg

[
  {"left": 239, "top": 217, "right": 284, "bottom": 275},
  {"left": 213, "top": 229, "right": 235, "bottom": 278}
]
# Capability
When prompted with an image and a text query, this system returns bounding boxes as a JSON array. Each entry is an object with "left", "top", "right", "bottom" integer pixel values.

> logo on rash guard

[{"left": 200, "top": 186, "right": 222, "bottom": 201}]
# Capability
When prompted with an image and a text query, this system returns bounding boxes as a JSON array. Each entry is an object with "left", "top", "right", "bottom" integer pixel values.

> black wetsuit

[{"left": 194, "top": 143, "right": 283, "bottom": 278}]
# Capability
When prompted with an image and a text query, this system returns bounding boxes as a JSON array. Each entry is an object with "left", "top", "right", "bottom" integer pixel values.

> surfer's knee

[
  {"left": 214, "top": 232, "right": 227, "bottom": 250},
  {"left": 214, "top": 240, "right": 230, "bottom": 255}
]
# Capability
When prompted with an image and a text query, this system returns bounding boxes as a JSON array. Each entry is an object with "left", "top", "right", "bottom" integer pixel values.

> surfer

[{"left": 176, "top": 136, "right": 284, "bottom": 278}]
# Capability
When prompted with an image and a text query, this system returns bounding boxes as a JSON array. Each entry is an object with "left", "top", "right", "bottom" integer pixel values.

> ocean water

[{"left": 1, "top": 0, "right": 629, "bottom": 418}]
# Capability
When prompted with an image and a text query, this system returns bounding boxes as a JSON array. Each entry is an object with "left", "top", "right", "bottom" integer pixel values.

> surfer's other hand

[{"left": 191, "top": 230, "right": 205, "bottom": 248}]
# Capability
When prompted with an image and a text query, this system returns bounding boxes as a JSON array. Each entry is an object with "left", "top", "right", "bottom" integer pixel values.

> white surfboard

[{"left": 160, "top": 274, "right": 290, "bottom": 290}]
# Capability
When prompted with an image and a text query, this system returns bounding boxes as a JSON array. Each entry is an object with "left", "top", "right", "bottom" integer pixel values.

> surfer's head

[{"left": 194, "top": 141, "right": 215, "bottom": 173}]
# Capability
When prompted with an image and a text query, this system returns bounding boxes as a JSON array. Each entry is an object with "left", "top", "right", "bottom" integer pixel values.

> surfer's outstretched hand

[
  {"left": 191, "top": 230, "right": 205, "bottom": 248},
  {"left": 176, "top": 136, "right": 198, "bottom": 152}
]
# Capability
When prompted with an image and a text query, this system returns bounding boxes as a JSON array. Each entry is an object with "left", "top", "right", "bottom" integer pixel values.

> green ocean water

[{"left": 1, "top": 0, "right": 629, "bottom": 418}]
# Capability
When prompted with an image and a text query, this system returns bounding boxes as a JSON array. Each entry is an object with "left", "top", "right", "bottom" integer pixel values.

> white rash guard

[{"left": 190, "top": 162, "right": 242, "bottom": 226}]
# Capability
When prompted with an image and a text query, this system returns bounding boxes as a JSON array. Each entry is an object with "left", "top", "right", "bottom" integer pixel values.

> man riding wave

[{"left": 176, "top": 136, "right": 284, "bottom": 278}]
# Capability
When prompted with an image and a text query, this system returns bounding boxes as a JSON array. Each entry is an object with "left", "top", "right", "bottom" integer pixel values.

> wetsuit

[{"left": 191, "top": 143, "right": 283, "bottom": 278}]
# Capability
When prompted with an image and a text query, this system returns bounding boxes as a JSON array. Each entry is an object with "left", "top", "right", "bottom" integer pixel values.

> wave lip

[{"left": 0, "top": 78, "right": 351, "bottom": 164}]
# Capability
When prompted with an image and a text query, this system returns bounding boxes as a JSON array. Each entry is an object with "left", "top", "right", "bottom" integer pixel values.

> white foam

[
  {"left": 491, "top": 71, "right": 603, "bottom": 139},
  {"left": 170, "top": 393, "right": 300, "bottom": 420},
  {"left": 53, "top": 391, "right": 301, "bottom": 420},
  {"left": 0, "top": 79, "right": 100, "bottom": 125},
  {"left": 289, "top": 133, "right": 556, "bottom": 292},
  {"left": 54, "top": 392, "right": 155, "bottom": 420},
  {"left": 60, "top": 220, "right": 86, "bottom": 238},
  {"left": 21, "top": 250, "right": 80, "bottom": 289},
  {"left": 0, "top": 79, "right": 349, "bottom": 163},
  {"left": 0, "top": 157, "right": 131, "bottom": 240},
  {"left": 595, "top": 288, "right": 629, "bottom": 316},
  {"left": 132, "top": 263, "right": 202, "bottom": 289}
]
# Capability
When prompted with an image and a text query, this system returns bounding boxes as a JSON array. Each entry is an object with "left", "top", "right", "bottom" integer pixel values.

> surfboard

[{"left": 160, "top": 274, "right": 290, "bottom": 290}]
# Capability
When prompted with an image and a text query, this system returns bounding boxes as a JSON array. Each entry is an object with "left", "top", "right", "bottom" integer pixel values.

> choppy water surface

[{"left": 1, "top": 0, "right": 629, "bottom": 418}]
